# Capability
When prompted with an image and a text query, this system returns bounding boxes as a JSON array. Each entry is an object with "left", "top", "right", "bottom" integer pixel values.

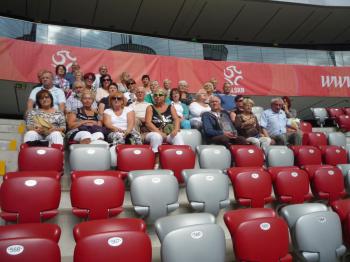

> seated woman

[
  {"left": 144, "top": 88, "right": 184, "bottom": 152},
  {"left": 235, "top": 98, "right": 272, "bottom": 149},
  {"left": 170, "top": 88, "right": 191, "bottom": 129},
  {"left": 103, "top": 91, "right": 142, "bottom": 145},
  {"left": 95, "top": 74, "right": 112, "bottom": 102},
  {"left": 282, "top": 96, "right": 297, "bottom": 119},
  {"left": 189, "top": 88, "right": 211, "bottom": 129},
  {"left": 24, "top": 89, "right": 66, "bottom": 145},
  {"left": 66, "top": 91, "right": 106, "bottom": 144},
  {"left": 98, "top": 83, "right": 118, "bottom": 117}
]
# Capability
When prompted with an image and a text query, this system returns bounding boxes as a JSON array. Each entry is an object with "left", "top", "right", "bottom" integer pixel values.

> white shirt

[
  {"left": 172, "top": 101, "right": 184, "bottom": 118},
  {"left": 29, "top": 86, "right": 66, "bottom": 110},
  {"left": 189, "top": 102, "right": 211, "bottom": 122},
  {"left": 104, "top": 108, "right": 132, "bottom": 131},
  {"left": 128, "top": 101, "right": 151, "bottom": 119}
]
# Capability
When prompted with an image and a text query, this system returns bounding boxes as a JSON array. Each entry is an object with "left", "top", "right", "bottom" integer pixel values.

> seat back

[
  {"left": 0, "top": 238, "right": 60, "bottom": 262},
  {"left": 71, "top": 170, "right": 124, "bottom": 181},
  {"left": 73, "top": 218, "right": 146, "bottom": 242},
  {"left": 230, "top": 145, "right": 264, "bottom": 167},
  {"left": 327, "top": 107, "right": 344, "bottom": 120},
  {"left": 74, "top": 231, "right": 152, "bottom": 262},
  {"left": 69, "top": 144, "right": 111, "bottom": 171},
  {"left": 179, "top": 129, "right": 202, "bottom": 151},
  {"left": 159, "top": 145, "right": 196, "bottom": 183},
  {"left": 4, "top": 171, "right": 61, "bottom": 181},
  {"left": 328, "top": 132, "right": 347, "bottom": 147},
  {"left": 116, "top": 145, "right": 155, "bottom": 171},
  {"left": 323, "top": 145, "right": 348, "bottom": 166},
  {"left": 232, "top": 170, "right": 273, "bottom": 208},
  {"left": 18, "top": 146, "right": 63, "bottom": 172},
  {"left": 273, "top": 169, "right": 311, "bottom": 204},
  {"left": 294, "top": 146, "right": 322, "bottom": 166},
  {"left": 130, "top": 174, "right": 179, "bottom": 223},
  {"left": 344, "top": 107, "right": 350, "bottom": 116},
  {"left": 337, "top": 115, "right": 350, "bottom": 131},
  {"left": 306, "top": 132, "right": 327, "bottom": 146},
  {"left": 186, "top": 172, "right": 229, "bottom": 215},
  {"left": 0, "top": 177, "right": 60, "bottom": 223},
  {"left": 70, "top": 176, "right": 125, "bottom": 220},
  {"left": 128, "top": 169, "right": 173, "bottom": 183},
  {"left": 300, "top": 121, "right": 313, "bottom": 133},
  {"left": 161, "top": 224, "right": 226, "bottom": 262},
  {"left": 312, "top": 167, "right": 346, "bottom": 203},
  {"left": 234, "top": 217, "right": 291, "bottom": 262},
  {"left": 181, "top": 169, "right": 223, "bottom": 183},
  {"left": 295, "top": 211, "right": 346, "bottom": 262},
  {"left": 196, "top": 145, "right": 231, "bottom": 170},
  {"left": 311, "top": 107, "right": 328, "bottom": 126},
  {"left": 155, "top": 213, "right": 216, "bottom": 242},
  {"left": 266, "top": 146, "right": 294, "bottom": 167}
]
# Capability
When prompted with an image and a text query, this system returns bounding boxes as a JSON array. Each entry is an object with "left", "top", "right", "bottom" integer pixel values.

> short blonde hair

[
  {"left": 243, "top": 98, "right": 255, "bottom": 106},
  {"left": 81, "top": 90, "right": 95, "bottom": 101}
]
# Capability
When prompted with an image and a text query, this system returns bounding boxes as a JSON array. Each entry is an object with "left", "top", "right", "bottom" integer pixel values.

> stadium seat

[
  {"left": 181, "top": 168, "right": 223, "bottom": 183},
  {"left": 71, "top": 170, "right": 124, "bottom": 181},
  {"left": 128, "top": 169, "right": 173, "bottom": 183},
  {"left": 116, "top": 145, "right": 155, "bottom": 178},
  {"left": 311, "top": 166, "right": 346, "bottom": 204},
  {"left": 3, "top": 171, "right": 61, "bottom": 181},
  {"left": 230, "top": 145, "right": 264, "bottom": 167},
  {"left": 321, "top": 145, "right": 348, "bottom": 166},
  {"left": 70, "top": 175, "right": 125, "bottom": 220},
  {"left": 267, "top": 166, "right": 300, "bottom": 180},
  {"left": 327, "top": 107, "right": 344, "bottom": 121},
  {"left": 232, "top": 217, "right": 292, "bottom": 262},
  {"left": 229, "top": 169, "right": 273, "bottom": 208},
  {"left": 252, "top": 106, "right": 264, "bottom": 123},
  {"left": 0, "top": 176, "right": 60, "bottom": 223},
  {"left": 300, "top": 121, "right": 313, "bottom": 133},
  {"left": 0, "top": 223, "right": 61, "bottom": 242},
  {"left": 69, "top": 144, "right": 111, "bottom": 171},
  {"left": 291, "top": 145, "right": 322, "bottom": 167},
  {"left": 311, "top": 107, "right": 328, "bottom": 127},
  {"left": 73, "top": 231, "right": 152, "bottom": 262},
  {"left": 18, "top": 146, "right": 63, "bottom": 172},
  {"left": 0, "top": 238, "right": 60, "bottom": 262},
  {"left": 196, "top": 145, "right": 231, "bottom": 170},
  {"left": 179, "top": 129, "right": 202, "bottom": 151},
  {"left": 155, "top": 214, "right": 225, "bottom": 262},
  {"left": 265, "top": 146, "right": 294, "bottom": 167},
  {"left": 331, "top": 199, "right": 350, "bottom": 247},
  {"left": 305, "top": 132, "right": 327, "bottom": 147},
  {"left": 158, "top": 145, "right": 196, "bottom": 183},
  {"left": 343, "top": 107, "right": 350, "bottom": 116},
  {"left": 328, "top": 131, "right": 347, "bottom": 147},
  {"left": 227, "top": 166, "right": 265, "bottom": 181},
  {"left": 73, "top": 218, "right": 146, "bottom": 242},
  {"left": 130, "top": 174, "right": 179, "bottom": 223},
  {"left": 184, "top": 171, "right": 230, "bottom": 215},
  {"left": 272, "top": 168, "right": 312, "bottom": 204}
]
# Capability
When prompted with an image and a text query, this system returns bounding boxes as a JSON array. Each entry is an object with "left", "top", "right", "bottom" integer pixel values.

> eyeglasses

[
  {"left": 102, "top": 78, "right": 111, "bottom": 82},
  {"left": 39, "top": 95, "right": 50, "bottom": 100},
  {"left": 153, "top": 93, "right": 164, "bottom": 97},
  {"left": 111, "top": 96, "right": 124, "bottom": 101}
]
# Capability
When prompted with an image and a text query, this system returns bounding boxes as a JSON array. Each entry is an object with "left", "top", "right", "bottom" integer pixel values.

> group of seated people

[{"left": 24, "top": 64, "right": 302, "bottom": 152}]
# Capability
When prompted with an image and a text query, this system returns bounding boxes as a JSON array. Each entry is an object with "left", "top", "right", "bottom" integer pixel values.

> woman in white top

[
  {"left": 103, "top": 91, "right": 142, "bottom": 145},
  {"left": 95, "top": 74, "right": 112, "bottom": 102},
  {"left": 189, "top": 88, "right": 211, "bottom": 129}
]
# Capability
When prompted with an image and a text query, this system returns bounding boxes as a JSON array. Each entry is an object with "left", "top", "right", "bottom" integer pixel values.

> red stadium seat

[
  {"left": 20, "top": 143, "right": 64, "bottom": 151},
  {"left": 73, "top": 218, "right": 146, "bottom": 242},
  {"left": 331, "top": 199, "right": 350, "bottom": 247},
  {"left": 3, "top": 171, "right": 61, "bottom": 181},
  {"left": 300, "top": 121, "right": 313, "bottom": 133},
  {"left": 224, "top": 208, "right": 276, "bottom": 235},
  {"left": 312, "top": 166, "right": 346, "bottom": 204},
  {"left": 158, "top": 145, "right": 195, "bottom": 183},
  {"left": 73, "top": 231, "right": 152, "bottom": 262},
  {"left": 18, "top": 146, "right": 64, "bottom": 173},
  {"left": 322, "top": 145, "right": 348, "bottom": 166},
  {"left": 343, "top": 107, "right": 350, "bottom": 116},
  {"left": 230, "top": 169, "right": 273, "bottom": 208},
  {"left": 230, "top": 145, "right": 265, "bottom": 167},
  {"left": 233, "top": 217, "right": 292, "bottom": 262},
  {"left": 337, "top": 114, "right": 350, "bottom": 132},
  {"left": 70, "top": 176, "right": 125, "bottom": 220},
  {"left": 0, "top": 177, "right": 60, "bottom": 223},
  {"left": 116, "top": 145, "right": 155, "bottom": 178},
  {"left": 0, "top": 223, "right": 61, "bottom": 242},
  {"left": 305, "top": 132, "right": 327, "bottom": 147},
  {"left": 273, "top": 169, "right": 312, "bottom": 204},
  {"left": 267, "top": 166, "right": 300, "bottom": 181},
  {"left": 71, "top": 170, "right": 124, "bottom": 181},
  {"left": 291, "top": 145, "right": 322, "bottom": 167},
  {"left": 227, "top": 167, "right": 265, "bottom": 182},
  {"left": 0, "top": 238, "right": 60, "bottom": 262},
  {"left": 327, "top": 107, "right": 344, "bottom": 120}
]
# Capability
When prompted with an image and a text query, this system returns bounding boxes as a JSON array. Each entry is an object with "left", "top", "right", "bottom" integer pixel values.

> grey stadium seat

[
  {"left": 266, "top": 146, "right": 294, "bottom": 167},
  {"left": 185, "top": 172, "right": 230, "bottom": 216},
  {"left": 130, "top": 174, "right": 179, "bottom": 223},
  {"left": 181, "top": 169, "right": 223, "bottom": 183},
  {"left": 196, "top": 145, "right": 231, "bottom": 170},
  {"left": 128, "top": 169, "right": 174, "bottom": 183},
  {"left": 69, "top": 144, "right": 111, "bottom": 171},
  {"left": 328, "top": 132, "right": 347, "bottom": 148},
  {"left": 311, "top": 108, "right": 328, "bottom": 127},
  {"left": 179, "top": 129, "right": 202, "bottom": 152}
]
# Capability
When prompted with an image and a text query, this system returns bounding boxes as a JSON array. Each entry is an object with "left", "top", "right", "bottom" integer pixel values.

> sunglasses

[
  {"left": 154, "top": 93, "right": 164, "bottom": 97},
  {"left": 111, "top": 96, "right": 124, "bottom": 101},
  {"left": 102, "top": 78, "right": 111, "bottom": 82},
  {"left": 39, "top": 95, "right": 51, "bottom": 100}
]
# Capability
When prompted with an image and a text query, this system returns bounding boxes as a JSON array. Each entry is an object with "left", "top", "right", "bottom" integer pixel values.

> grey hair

[
  {"left": 178, "top": 80, "right": 188, "bottom": 86},
  {"left": 271, "top": 97, "right": 283, "bottom": 104}
]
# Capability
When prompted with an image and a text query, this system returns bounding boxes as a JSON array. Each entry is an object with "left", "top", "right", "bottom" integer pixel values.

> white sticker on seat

[
  {"left": 336, "top": 149, "right": 340, "bottom": 153},
  {"left": 318, "top": 216, "right": 327, "bottom": 223},
  {"left": 213, "top": 149, "right": 220, "bottom": 154},
  {"left": 108, "top": 237, "right": 123, "bottom": 247},
  {"left": 152, "top": 177, "right": 161, "bottom": 183},
  {"left": 260, "top": 223, "right": 271, "bottom": 231},
  {"left": 248, "top": 149, "right": 254, "bottom": 154},
  {"left": 6, "top": 245, "right": 24, "bottom": 255},
  {"left": 206, "top": 175, "right": 214, "bottom": 181},
  {"left": 328, "top": 170, "right": 335, "bottom": 176},
  {"left": 133, "top": 149, "right": 141, "bottom": 155},
  {"left": 94, "top": 178, "right": 104, "bottom": 185},
  {"left": 251, "top": 173, "right": 259, "bottom": 179},
  {"left": 191, "top": 231, "right": 203, "bottom": 239},
  {"left": 37, "top": 149, "right": 46, "bottom": 155},
  {"left": 87, "top": 149, "right": 95, "bottom": 154},
  {"left": 175, "top": 150, "right": 183, "bottom": 155},
  {"left": 316, "top": 133, "right": 321, "bottom": 137},
  {"left": 291, "top": 172, "right": 298, "bottom": 177},
  {"left": 25, "top": 180, "right": 37, "bottom": 187},
  {"left": 280, "top": 150, "right": 286, "bottom": 154},
  {"left": 309, "top": 149, "right": 314, "bottom": 154}
]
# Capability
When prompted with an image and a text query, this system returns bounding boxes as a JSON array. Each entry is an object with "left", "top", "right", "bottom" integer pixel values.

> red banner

[{"left": 0, "top": 37, "right": 350, "bottom": 97}]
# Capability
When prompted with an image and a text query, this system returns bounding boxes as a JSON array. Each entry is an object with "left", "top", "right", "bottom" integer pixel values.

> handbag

[{"left": 78, "top": 125, "right": 109, "bottom": 136}]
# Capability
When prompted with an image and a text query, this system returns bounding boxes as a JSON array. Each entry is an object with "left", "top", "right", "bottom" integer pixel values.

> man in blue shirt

[
  {"left": 260, "top": 97, "right": 301, "bottom": 145},
  {"left": 216, "top": 82, "right": 236, "bottom": 111}
]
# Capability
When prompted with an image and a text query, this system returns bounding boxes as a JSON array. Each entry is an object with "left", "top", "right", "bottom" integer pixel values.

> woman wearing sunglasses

[
  {"left": 103, "top": 91, "right": 142, "bottom": 145},
  {"left": 95, "top": 74, "right": 112, "bottom": 102},
  {"left": 24, "top": 89, "right": 66, "bottom": 145},
  {"left": 144, "top": 88, "right": 184, "bottom": 152}
]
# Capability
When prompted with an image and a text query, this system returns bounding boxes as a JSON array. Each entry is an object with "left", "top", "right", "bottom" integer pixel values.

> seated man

[
  {"left": 128, "top": 86, "right": 151, "bottom": 132},
  {"left": 202, "top": 96, "right": 248, "bottom": 148},
  {"left": 260, "top": 97, "right": 302, "bottom": 145}
]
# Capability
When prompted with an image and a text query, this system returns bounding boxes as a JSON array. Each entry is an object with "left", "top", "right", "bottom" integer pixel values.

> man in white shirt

[
  {"left": 93, "top": 65, "right": 108, "bottom": 90},
  {"left": 128, "top": 86, "right": 151, "bottom": 131},
  {"left": 27, "top": 70, "right": 66, "bottom": 113}
]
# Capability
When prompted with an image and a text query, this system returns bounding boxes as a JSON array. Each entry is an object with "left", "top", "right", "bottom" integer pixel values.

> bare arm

[{"left": 125, "top": 110, "right": 135, "bottom": 134}]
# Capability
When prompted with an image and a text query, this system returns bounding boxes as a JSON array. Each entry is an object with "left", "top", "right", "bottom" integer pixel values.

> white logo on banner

[
  {"left": 224, "top": 65, "right": 245, "bottom": 94},
  {"left": 52, "top": 50, "right": 77, "bottom": 71}
]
